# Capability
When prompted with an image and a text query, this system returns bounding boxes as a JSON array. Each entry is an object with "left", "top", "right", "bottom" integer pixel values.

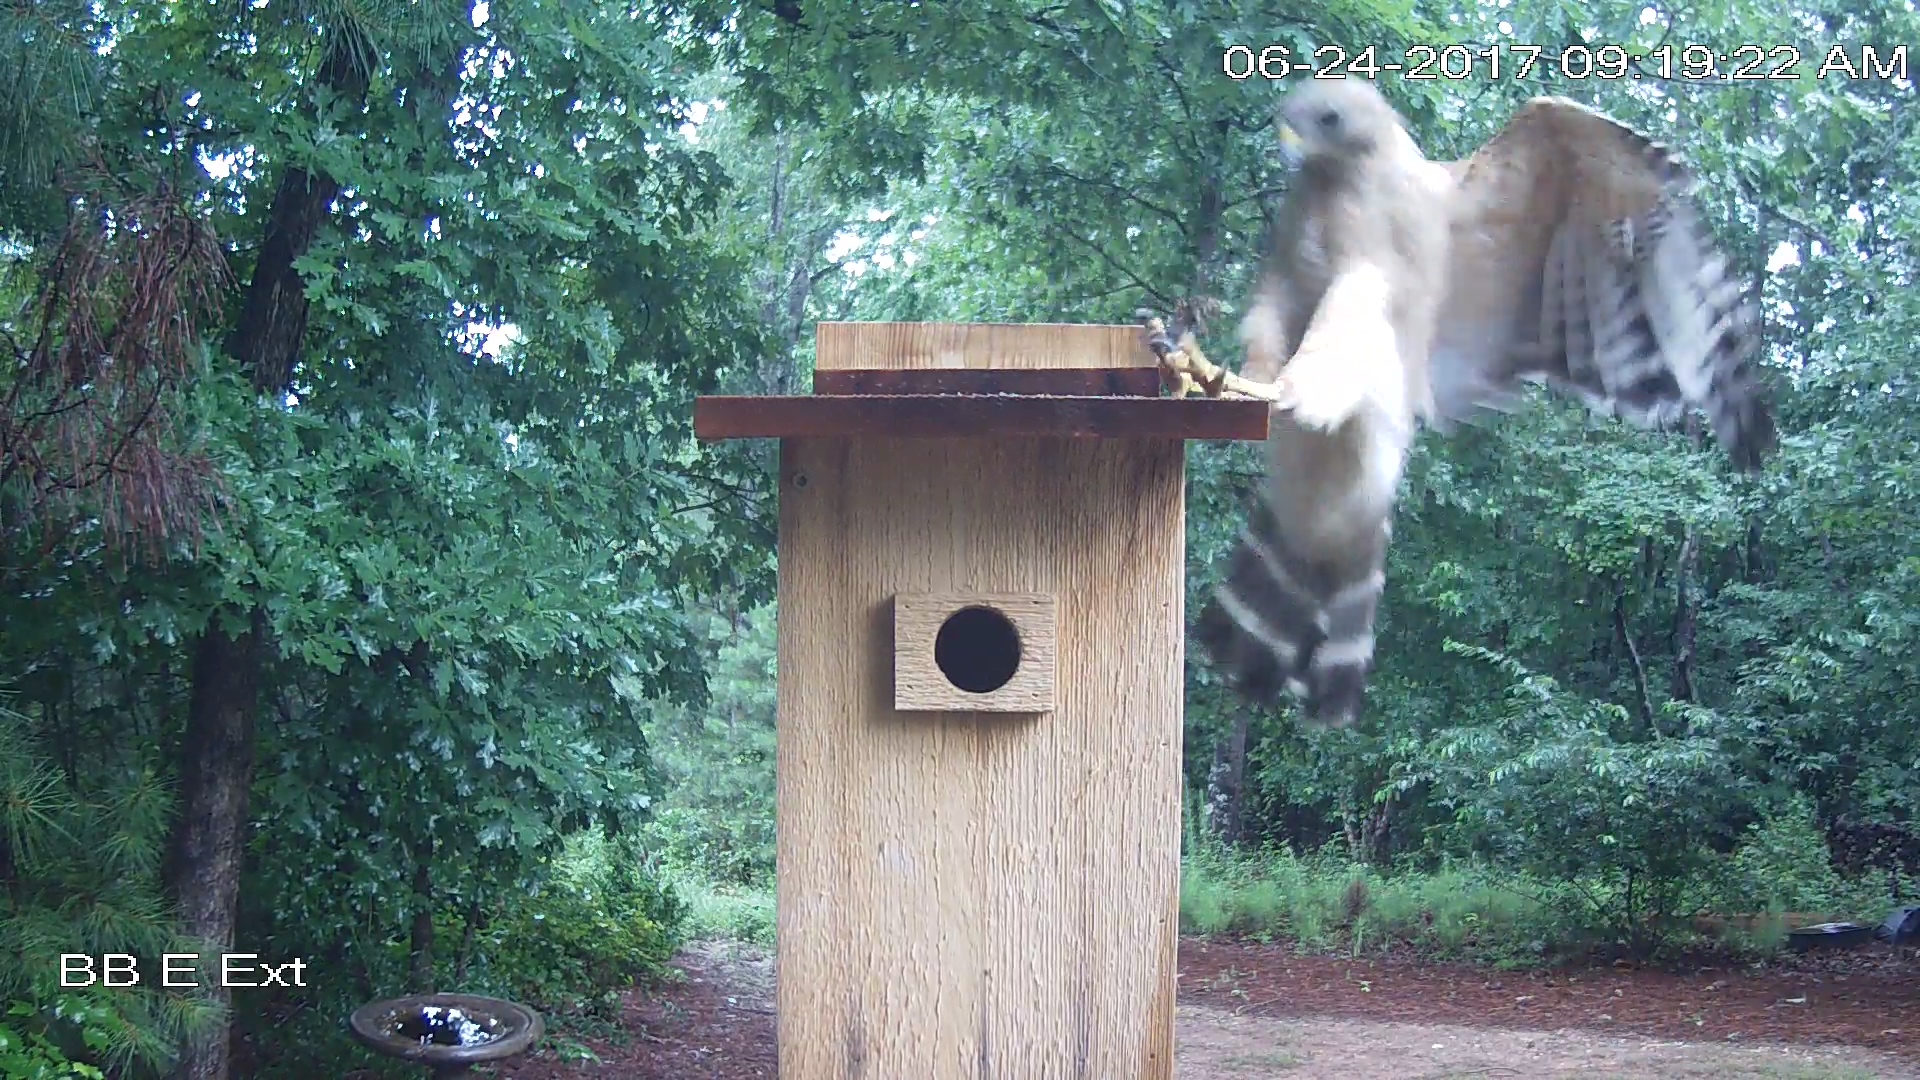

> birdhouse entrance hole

[
  {"left": 892, "top": 592, "right": 1057, "bottom": 712},
  {"left": 934, "top": 606, "right": 1022, "bottom": 693}
]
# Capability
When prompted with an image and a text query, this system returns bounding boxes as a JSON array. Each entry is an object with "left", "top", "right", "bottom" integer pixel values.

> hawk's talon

[
  {"left": 1137, "top": 314, "right": 1289, "bottom": 404},
  {"left": 1158, "top": 358, "right": 1197, "bottom": 398}
]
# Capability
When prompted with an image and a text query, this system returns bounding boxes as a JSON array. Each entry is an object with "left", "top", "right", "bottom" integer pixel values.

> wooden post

[{"left": 695, "top": 323, "right": 1268, "bottom": 1079}]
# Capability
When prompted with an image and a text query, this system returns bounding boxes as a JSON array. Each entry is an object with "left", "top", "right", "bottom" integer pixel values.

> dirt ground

[{"left": 505, "top": 938, "right": 1920, "bottom": 1079}]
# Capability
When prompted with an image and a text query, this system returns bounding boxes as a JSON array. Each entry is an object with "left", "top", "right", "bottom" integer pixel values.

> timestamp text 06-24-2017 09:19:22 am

[{"left": 1221, "top": 43, "right": 1909, "bottom": 84}]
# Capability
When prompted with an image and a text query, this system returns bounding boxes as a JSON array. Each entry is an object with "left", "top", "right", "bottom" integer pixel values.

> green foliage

[
  {"left": 7, "top": 0, "right": 766, "bottom": 1072},
  {"left": 1714, "top": 795, "right": 1895, "bottom": 919},
  {"left": 471, "top": 835, "right": 690, "bottom": 1021},
  {"left": 643, "top": 603, "right": 778, "bottom": 888},
  {"left": 0, "top": 0, "right": 104, "bottom": 230},
  {"left": 0, "top": 704, "right": 221, "bottom": 1078},
  {"left": 1179, "top": 844, "right": 1568, "bottom": 966},
  {"left": 1401, "top": 648, "right": 1758, "bottom": 952},
  {"left": 0, "top": 998, "right": 110, "bottom": 1080},
  {"left": 676, "top": 880, "right": 778, "bottom": 946}
]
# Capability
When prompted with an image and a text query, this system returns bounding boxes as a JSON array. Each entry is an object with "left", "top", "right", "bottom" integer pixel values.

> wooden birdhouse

[{"left": 694, "top": 322, "right": 1269, "bottom": 1078}]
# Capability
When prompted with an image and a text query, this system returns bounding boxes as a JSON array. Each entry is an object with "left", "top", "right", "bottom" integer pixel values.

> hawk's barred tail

[
  {"left": 1302, "top": 531, "right": 1387, "bottom": 727},
  {"left": 1196, "top": 493, "right": 1324, "bottom": 707},
  {"left": 1194, "top": 495, "right": 1387, "bottom": 728}
]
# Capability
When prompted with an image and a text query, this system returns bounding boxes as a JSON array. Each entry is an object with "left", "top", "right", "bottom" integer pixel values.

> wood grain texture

[
  {"left": 693, "top": 394, "right": 1270, "bottom": 441},
  {"left": 892, "top": 592, "right": 1057, "bottom": 713},
  {"left": 812, "top": 367, "right": 1161, "bottom": 397},
  {"left": 776, "top": 436, "right": 1184, "bottom": 1080},
  {"left": 814, "top": 322, "right": 1156, "bottom": 371}
]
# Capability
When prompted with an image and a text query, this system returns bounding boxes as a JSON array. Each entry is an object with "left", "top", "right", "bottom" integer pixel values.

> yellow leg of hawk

[{"left": 1138, "top": 316, "right": 1288, "bottom": 403}]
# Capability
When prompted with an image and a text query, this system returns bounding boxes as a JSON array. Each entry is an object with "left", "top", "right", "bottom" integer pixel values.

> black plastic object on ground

[
  {"left": 1876, "top": 905, "right": 1920, "bottom": 943},
  {"left": 1786, "top": 921, "right": 1875, "bottom": 951}
]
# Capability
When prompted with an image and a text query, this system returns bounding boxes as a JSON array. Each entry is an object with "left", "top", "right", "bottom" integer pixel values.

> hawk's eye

[{"left": 1317, "top": 109, "right": 1341, "bottom": 130}]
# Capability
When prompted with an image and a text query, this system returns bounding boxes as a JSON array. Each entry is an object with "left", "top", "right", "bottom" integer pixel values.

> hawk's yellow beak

[{"left": 1277, "top": 121, "right": 1305, "bottom": 169}]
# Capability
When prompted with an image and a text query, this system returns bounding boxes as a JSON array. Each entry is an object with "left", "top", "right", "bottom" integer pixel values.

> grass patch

[
  {"left": 1180, "top": 847, "right": 1566, "bottom": 965},
  {"left": 675, "top": 878, "right": 776, "bottom": 945},
  {"left": 1175, "top": 806, "right": 1902, "bottom": 968}
]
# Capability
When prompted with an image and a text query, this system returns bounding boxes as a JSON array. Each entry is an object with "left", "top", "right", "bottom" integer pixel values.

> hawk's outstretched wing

[{"left": 1427, "top": 97, "right": 1775, "bottom": 469}]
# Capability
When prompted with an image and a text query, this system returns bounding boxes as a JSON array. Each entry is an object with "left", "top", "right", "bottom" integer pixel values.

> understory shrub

[
  {"left": 1712, "top": 793, "right": 1896, "bottom": 919},
  {"left": 230, "top": 830, "right": 689, "bottom": 1077},
  {"left": 644, "top": 805, "right": 775, "bottom": 889},
  {"left": 1402, "top": 649, "right": 1764, "bottom": 955},
  {"left": 470, "top": 834, "right": 690, "bottom": 1018},
  {"left": 641, "top": 605, "right": 777, "bottom": 889}
]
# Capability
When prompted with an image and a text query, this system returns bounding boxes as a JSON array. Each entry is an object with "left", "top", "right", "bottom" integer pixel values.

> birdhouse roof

[{"left": 695, "top": 323, "right": 1270, "bottom": 442}]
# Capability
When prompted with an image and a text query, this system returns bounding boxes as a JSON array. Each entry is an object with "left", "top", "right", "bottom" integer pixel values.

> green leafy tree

[{"left": 3, "top": 0, "right": 774, "bottom": 1075}]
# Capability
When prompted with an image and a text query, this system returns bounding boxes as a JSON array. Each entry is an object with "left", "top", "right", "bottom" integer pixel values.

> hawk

[{"left": 1155, "top": 80, "right": 1776, "bottom": 727}]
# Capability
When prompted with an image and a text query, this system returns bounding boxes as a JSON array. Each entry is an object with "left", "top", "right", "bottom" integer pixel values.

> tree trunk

[
  {"left": 163, "top": 613, "right": 263, "bottom": 1080},
  {"left": 408, "top": 851, "right": 435, "bottom": 992},
  {"left": 1188, "top": 152, "right": 1225, "bottom": 312},
  {"left": 453, "top": 903, "right": 484, "bottom": 986},
  {"left": 748, "top": 132, "right": 845, "bottom": 395},
  {"left": 222, "top": 30, "right": 380, "bottom": 387},
  {"left": 1612, "top": 583, "right": 1654, "bottom": 729},
  {"left": 165, "top": 29, "right": 372, "bottom": 1080},
  {"left": 1744, "top": 517, "right": 1766, "bottom": 584},
  {"left": 1204, "top": 710, "right": 1250, "bottom": 845},
  {"left": 1670, "top": 529, "right": 1699, "bottom": 702},
  {"left": 1360, "top": 795, "right": 1394, "bottom": 865}
]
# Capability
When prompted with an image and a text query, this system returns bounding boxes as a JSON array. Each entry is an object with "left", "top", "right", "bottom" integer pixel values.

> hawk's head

[{"left": 1276, "top": 81, "right": 1404, "bottom": 167}]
